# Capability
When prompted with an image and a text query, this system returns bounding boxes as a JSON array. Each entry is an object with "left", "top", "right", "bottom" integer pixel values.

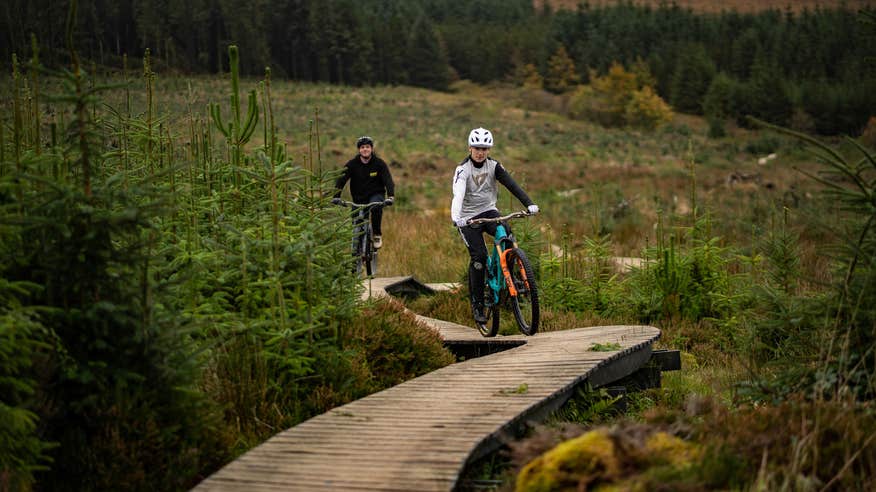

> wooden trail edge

[{"left": 194, "top": 276, "right": 661, "bottom": 491}]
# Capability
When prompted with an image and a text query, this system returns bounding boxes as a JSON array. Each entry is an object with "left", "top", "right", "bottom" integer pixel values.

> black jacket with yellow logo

[{"left": 334, "top": 155, "right": 395, "bottom": 203}]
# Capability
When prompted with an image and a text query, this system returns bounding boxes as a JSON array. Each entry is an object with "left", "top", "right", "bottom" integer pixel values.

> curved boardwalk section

[{"left": 195, "top": 277, "right": 660, "bottom": 491}]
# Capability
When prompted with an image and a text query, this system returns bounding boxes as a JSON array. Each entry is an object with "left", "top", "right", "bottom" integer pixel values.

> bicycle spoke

[
  {"left": 477, "top": 289, "right": 500, "bottom": 337},
  {"left": 508, "top": 248, "right": 539, "bottom": 335}
]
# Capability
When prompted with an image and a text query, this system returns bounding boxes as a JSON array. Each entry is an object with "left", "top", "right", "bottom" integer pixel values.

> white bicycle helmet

[{"left": 468, "top": 127, "right": 494, "bottom": 148}]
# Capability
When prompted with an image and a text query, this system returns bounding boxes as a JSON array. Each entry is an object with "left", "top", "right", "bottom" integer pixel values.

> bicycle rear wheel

[{"left": 507, "top": 248, "right": 539, "bottom": 335}]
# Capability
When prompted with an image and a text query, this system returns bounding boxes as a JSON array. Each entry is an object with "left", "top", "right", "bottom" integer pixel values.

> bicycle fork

[{"left": 499, "top": 248, "right": 531, "bottom": 297}]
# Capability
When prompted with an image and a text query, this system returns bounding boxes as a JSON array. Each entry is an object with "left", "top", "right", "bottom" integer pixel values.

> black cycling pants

[
  {"left": 457, "top": 209, "right": 510, "bottom": 307},
  {"left": 352, "top": 193, "right": 385, "bottom": 235}
]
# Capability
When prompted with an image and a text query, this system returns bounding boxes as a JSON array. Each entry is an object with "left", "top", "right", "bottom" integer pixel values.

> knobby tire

[
  {"left": 477, "top": 290, "right": 500, "bottom": 337},
  {"left": 357, "top": 224, "right": 376, "bottom": 277},
  {"left": 365, "top": 233, "right": 376, "bottom": 276},
  {"left": 367, "top": 250, "right": 378, "bottom": 276},
  {"left": 354, "top": 226, "right": 368, "bottom": 276},
  {"left": 507, "top": 248, "right": 539, "bottom": 335}
]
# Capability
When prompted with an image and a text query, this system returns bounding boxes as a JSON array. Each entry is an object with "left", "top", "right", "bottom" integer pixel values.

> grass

[
  {"left": 352, "top": 76, "right": 842, "bottom": 351},
  {"left": 86, "top": 74, "right": 827, "bottom": 279}
]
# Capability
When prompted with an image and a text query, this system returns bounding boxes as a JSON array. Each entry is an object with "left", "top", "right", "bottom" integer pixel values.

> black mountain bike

[
  {"left": 465, "top": 211, "right": 540, "bottom": 337},
  {"left": 336, "top": 199, "right": 386, "bottom": 276}
]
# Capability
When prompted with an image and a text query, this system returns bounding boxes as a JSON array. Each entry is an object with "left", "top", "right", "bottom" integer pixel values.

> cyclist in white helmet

[{"left": 451, "top": 127, "right": 539, "bottom": 325}]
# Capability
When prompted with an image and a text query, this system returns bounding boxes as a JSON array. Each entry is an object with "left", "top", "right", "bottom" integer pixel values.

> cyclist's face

[
  {"left": 470, "top": 146, "right": 490, "bottom": 162},
  {"left": 358, "top": 144, "right": 373, "bottom": 160}
]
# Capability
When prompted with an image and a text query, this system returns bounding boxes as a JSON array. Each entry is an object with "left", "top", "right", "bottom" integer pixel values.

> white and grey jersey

[{"left": 450, "top": 157, "right": 533, "bottom": 224}]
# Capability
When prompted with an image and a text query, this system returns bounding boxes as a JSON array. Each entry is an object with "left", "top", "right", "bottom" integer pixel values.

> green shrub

[
  {"left": 706, "top": 116, "right": 726, "bottom": 139},
  {"left": 540, "top": 234, "right": 622, "bottom": 316},
  {"left": 745, "top": 123, "right": 876, "bottom": 400},
  {"left": 626, "top": 221, "right": 739, "bottom": 324},
  {"left": 568, "top": 62, "right": 670, "bottom": 129},
  {"left": 0, "top": 300, "right": 52, "bottom": 491},
  {"left": 0, "top": 41, "right": 375, "bottom": 489},
  {"left": 264, "top": 299, "right": 456, "bottom": 424},
  {"left": 340, "top": 299, "right": 455, "bottom": 391},
  {"left": 744, "top": 134, "right": 782, "bottom": 155},
  {"left": 568, "top": 84, "right": 617, "bottom": 126}
]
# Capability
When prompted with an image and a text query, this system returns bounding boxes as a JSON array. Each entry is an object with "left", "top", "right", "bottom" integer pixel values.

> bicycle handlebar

[
  {"left": 465, "top": 210, "right": 536, "bottom": 226},
  {"left": 334, "top": 199, "right": 386, "bottom": 208}
]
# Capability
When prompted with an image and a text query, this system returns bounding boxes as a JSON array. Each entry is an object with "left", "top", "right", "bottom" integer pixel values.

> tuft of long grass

[{"left": 378, "top": 210, "right": 467, "bottom": 281}]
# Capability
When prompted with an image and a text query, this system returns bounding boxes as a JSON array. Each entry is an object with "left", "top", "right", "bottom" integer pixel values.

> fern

[{"left": 550, "top": 385, "right": 622, "bottom": 425}]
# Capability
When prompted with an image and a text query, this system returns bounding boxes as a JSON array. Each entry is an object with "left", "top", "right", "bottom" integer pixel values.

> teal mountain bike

[{"left": 467, "top": 211, "right": 540, "bottom": 337}]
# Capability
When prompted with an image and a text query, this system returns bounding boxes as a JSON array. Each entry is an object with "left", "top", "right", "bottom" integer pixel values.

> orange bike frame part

[{"left": 499, "top": 248, "right": 519, "bottom": 297}]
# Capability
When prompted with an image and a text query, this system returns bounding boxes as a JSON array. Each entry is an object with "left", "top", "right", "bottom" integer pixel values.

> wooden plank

[{"left": 193, "top": 277, "right": 660, "bottom": 491}]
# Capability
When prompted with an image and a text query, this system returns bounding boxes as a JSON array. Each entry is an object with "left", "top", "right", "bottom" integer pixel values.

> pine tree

[
  {"left": 374, "top": 13, "right": 410, "bottom": 85},
  {"left": 741, "top": 51, "right": 792, "bottom": 127},
  {"left": 544, "top": 45, "right": 580, "bottom": 94},
  {"left": 625, "top": 86, "right": 673, "bottom": 129},
  {"left": 520, "top": 63, "right": 543, "bottom": 89},
  {"left": 703, "top": 72, "right": 739, "bottom": 120},
  {"left": 216, "top": 0, "right": 271, "bottom": 74},
  {"left": 271, "top": 0, "right": 314, "bottom": 79},
  {"left": 729, "top": 27, "right": 761, "bottom": 79},
  {"left": 406, "top": 17, "right": 452, "bottom": 91},
  {"left": 593, "top": 62, "right": 638, "bottom": 115},
  {"left": 702, "top": 71, "right": 742, "bottom": 137},
  {"left": 669, "top": 42, "right": 716, "bottom": 114}
]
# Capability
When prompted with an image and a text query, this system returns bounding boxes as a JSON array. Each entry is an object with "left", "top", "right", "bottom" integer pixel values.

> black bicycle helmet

[{"left": 356, "top": 136, "right": 374, "bottom": 148}]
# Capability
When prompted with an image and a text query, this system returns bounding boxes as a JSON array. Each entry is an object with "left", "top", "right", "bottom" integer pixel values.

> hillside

[{"left": 537, "top": 0, "right": 876, "bottom": 13}]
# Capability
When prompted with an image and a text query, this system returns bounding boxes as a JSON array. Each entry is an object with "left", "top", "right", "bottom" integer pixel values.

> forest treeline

[{"left": 2, "top": 0, "right": 875, "bottom": 134}]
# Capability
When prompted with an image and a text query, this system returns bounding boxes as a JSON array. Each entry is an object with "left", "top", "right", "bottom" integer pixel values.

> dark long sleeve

[
  {"left": 381, "top": 163, "right": 395, "bottom": 197},
  {"left": 495, "top": 163, "right": 533, "bottom": 207},
  {"left": 334, "top": 165, "right": 350, "bottom": 198}
]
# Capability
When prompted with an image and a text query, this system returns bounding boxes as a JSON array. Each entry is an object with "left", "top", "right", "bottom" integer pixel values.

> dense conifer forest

[{"left": 3, "top": 0, "right": 875, "bottom": 134}]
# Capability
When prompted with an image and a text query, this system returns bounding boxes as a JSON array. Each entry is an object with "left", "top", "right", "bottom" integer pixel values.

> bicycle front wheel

[
  {"left": 477, "top": 293, "right": 500, "bottom": 337},
  {"left": 354, "top": 228, "right": 368, "bottom": 276},
  {"left": 355, "top": 224, "right": 376, "bottom": 277},
  {"left": 366, "top": 224, "right": 379, "bottom": 276},
  {"left": 507, "top": 248, "right": 539, "bottom": 335},
  {"left": 366, "top": 246, "right": 377, "bottom": 276}
]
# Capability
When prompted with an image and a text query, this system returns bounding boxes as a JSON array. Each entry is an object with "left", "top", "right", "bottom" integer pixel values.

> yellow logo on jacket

[{"left": 369, "top": 172, "right": 378, "bottom": 177}]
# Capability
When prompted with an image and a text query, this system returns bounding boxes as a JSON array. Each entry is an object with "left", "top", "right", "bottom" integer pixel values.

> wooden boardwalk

[{"left": 194, "top": 277, "right": 661, "bottom": 491}]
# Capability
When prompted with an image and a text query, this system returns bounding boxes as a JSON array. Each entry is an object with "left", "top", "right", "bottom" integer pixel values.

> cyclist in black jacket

[{"left": 332, "top": 136, "right": 396, "bottom": 249}]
